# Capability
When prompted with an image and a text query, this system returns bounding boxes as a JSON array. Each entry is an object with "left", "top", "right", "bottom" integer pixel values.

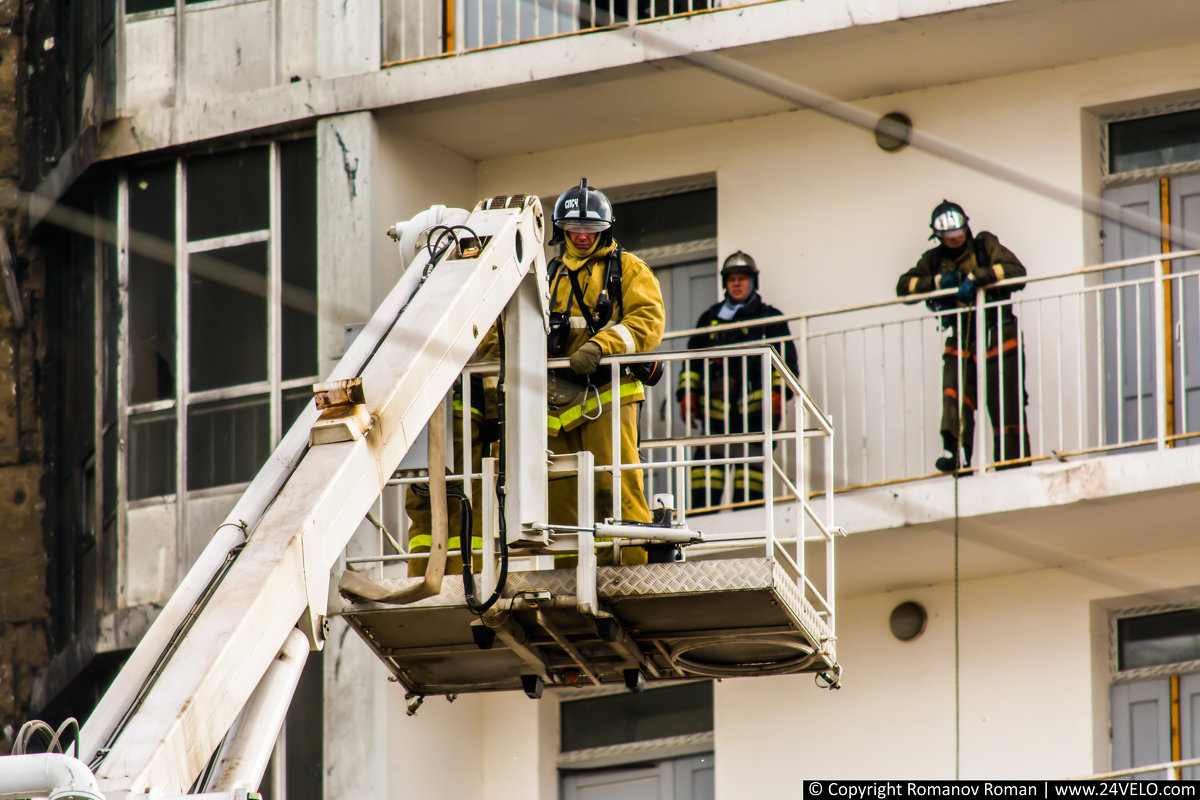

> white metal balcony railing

[
  {"left": 643, "top": 249, "right": 1200, "bottom": 493},
  {"left": 383, "top": 0, "right": 725, "bottom": 63},
  {"left": 1082, "top": 755, "right": 1200, "bottom": 781}
]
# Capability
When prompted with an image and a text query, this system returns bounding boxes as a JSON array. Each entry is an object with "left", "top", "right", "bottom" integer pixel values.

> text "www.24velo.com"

[
  {"left": 802, "top": 781, "right": 1198, "bottom": 799},
  {"left": 1053, "top": 785, "right": 1196, "bottom": 797}
]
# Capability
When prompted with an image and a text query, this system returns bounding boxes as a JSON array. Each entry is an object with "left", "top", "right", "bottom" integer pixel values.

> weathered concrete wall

[{"left": 0, "top": 0, "right": 50, "bottom": 752}]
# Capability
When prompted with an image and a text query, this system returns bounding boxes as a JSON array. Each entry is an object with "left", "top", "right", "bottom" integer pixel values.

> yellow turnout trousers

[{"left": 549, "top": 401, "right": 649, "bottom": 566}]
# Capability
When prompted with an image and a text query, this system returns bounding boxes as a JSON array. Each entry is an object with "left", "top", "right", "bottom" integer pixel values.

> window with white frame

[{"left": 124, "top": 137, "right": 317, "bottom": 503}]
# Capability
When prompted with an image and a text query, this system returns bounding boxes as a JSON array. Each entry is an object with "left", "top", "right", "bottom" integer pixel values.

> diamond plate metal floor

[{"left": 335, "top": 557, "right": 837, "bottom": 697}]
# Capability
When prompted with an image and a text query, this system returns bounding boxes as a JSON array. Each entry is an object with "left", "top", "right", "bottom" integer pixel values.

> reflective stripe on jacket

[
  {"left": 547, "top": 375, "right": 645, "bottom": 434},
  {"left": 408, "top": 534, "right": 484, "bottom": 552}
]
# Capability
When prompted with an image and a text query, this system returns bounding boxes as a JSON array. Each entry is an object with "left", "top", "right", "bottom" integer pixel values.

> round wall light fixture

[
  {"left": 889, "top": 601, "right": 928, "bottom": 641},
  {"left": 874, "top": 112, "right": 913, "bottom": 152}
]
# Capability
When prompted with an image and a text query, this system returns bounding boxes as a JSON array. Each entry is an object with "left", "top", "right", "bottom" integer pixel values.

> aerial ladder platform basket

[
  {"left": 339, "top": 553, "right": 838, "bottom": 698},
  {"left": 336, "top": 195, "right": 840, "bottom": 698}
]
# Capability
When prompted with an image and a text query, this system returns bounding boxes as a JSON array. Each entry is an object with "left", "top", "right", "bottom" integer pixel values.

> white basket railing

[{"left": 346, "top": 345, "right": 838, "bottom": 636}]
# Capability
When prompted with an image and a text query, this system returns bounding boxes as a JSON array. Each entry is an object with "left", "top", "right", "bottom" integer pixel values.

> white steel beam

[
  {"left": 505, "top": 273, "right": 549, "bottom": 547},
  {"left": 204, "top": 628, "right": 310, "bottom": 793}
]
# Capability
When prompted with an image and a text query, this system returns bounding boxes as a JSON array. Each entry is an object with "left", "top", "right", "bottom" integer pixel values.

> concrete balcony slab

[
  {"left": 835, "top": 445, "right": 1200, "bottom": 596},
  {"left": 98, "top": 0, "right": 1200, "bottom": 164}
]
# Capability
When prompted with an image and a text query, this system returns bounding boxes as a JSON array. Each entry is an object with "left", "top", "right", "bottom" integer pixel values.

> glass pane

[
  {"left": 283, "top": 386, "right": 313, "bottom": 434},
  {"left": 1110, "top": 109, "right": 1200, "bottom": 173},
  {"left": 281, "top": 138, "right": 318, "bottom": 380},
  {"left": 560, "top": 682, "right": 713, "bottom": 752},
  {"left": 126, "top": 0, "right": 173, "bottom": 13},
  {"left": 129, "top": 162, "right": 177, "bottom": 404},
  {"left": 187, "top": 395, "right": 269, "bottom": 490},
  {"left": 1118, "top": 608, "right": 1200, "bottom": 670},
  {"left": 612, "top": 187, "right": 716, "bottom": 253},
  {"left": 129, "top": 411, "right": 176, "bottom": 499},
  {"left": 186, "top": 147, "right": 269, "bottom": 241},
  {"left": 189, "top": 242, "right": 267, "bottom": 391}
]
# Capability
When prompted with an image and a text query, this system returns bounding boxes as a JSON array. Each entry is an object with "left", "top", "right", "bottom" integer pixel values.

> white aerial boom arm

[{"left": 64, "top": 195, "right": 549, "bottom": 800}]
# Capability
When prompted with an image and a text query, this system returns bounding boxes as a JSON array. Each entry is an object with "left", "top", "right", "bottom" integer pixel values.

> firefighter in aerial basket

[
  {"left": 545, "top": 178, "right": 666, "bottom": 565},
  {"left": 895, "top": 199, "right": 1032, "bottom": 472},
  {"left": 676, "top": 251, "right": 798, "bottom": 511}
]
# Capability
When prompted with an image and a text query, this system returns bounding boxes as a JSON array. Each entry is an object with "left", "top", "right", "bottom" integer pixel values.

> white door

[
  {"left": 1112, "top": 674, "right": 1200, "bottom": 779},
  {"left": 1100, "top": 183, "right": 1160, "bottom": 448},
  {"left": 562, "top": 763, "right": 671, "bottom": 800},
  {"left": 653, "top": 257, "right": 719, "bottom": 421},
  {"left": 1181, "top": 673, "right": 1200, "bottom": 780},
  {"left": 561, "top": 755, "right": 714, "bottom": 800},
  {"left": 1111, "top": 678, "right": 1171, "bottom": 779},
  {"left": 1168, "top": 174, "right": 1200, "bottom": 444},
  {"left": 656, "top": 258, "right": 720, "bottom": 351},
  {"left": 673, "top": 754, "right": 715, "bottom": 800}
]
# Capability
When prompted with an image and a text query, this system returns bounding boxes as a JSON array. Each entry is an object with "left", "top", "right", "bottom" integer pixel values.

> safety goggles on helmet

[
  {"left": 552, "top": 178, "right": 615, "bottom": 241},
  {"left": 929, "top": 200, "right": 969, "bottom": 238},
  {"left": 558, "top": 217, "right": 612, "bottom": 233},
  {"left": 932, "top": 211, "right": 967, "bottom": 234}
]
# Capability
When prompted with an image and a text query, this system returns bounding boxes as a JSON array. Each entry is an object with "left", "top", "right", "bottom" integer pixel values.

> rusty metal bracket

[{"left": 310, "top": 377, "right": 373, "bottom": 445}]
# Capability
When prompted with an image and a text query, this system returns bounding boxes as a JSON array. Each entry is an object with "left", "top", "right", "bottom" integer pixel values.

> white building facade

[{"left": 32, "top": 0, "right": 1200, "bottom": 796}]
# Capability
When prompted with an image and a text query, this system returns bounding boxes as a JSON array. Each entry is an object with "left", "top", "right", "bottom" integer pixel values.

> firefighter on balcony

[
  {"left": 677, "top": 252, "right": 798, "bottom": 511},
  {"left": 546, "top": 178, "right": 665, "bottom": 564},
  {"left": 896, "top": 200, "right": 1032, "bottom": 472}
]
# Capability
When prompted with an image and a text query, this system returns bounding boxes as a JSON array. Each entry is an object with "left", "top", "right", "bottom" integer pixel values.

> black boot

[
  {"left": 934, "top": 450, "right": 959, "bottom": 472},
  {"left": 935, "top": 434, "right": 971, "bottom": 473},
  {"left": 935, "top": 433, "right": 958, "bottom": 472}
]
